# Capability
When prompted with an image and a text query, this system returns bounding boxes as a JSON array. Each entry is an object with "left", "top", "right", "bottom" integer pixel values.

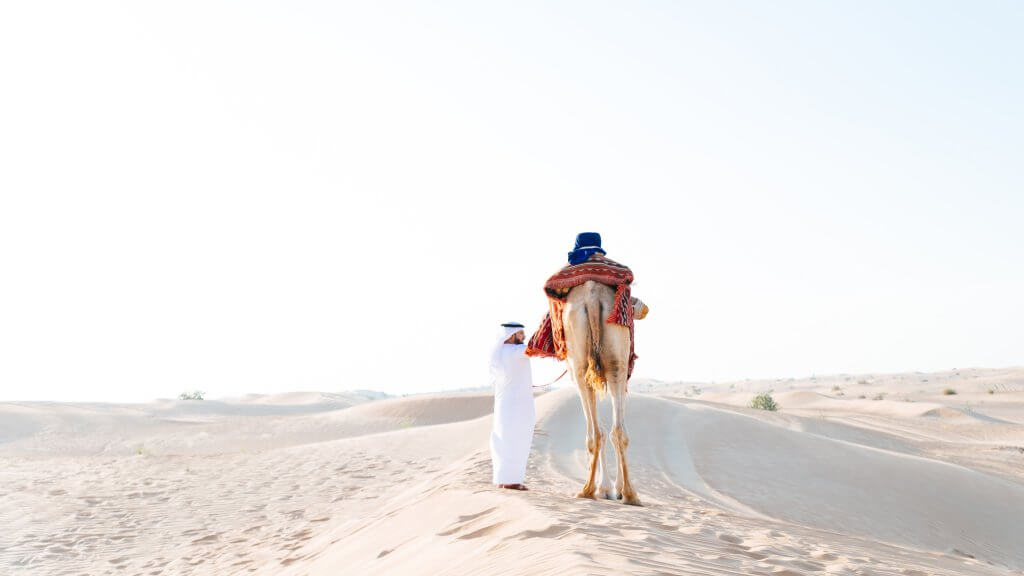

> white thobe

[{"left": 490, "top": 343, "right": 536, "bottom": 484}]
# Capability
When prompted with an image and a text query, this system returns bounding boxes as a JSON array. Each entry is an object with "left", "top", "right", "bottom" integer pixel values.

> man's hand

[{"left": 632, "top": 297, "right": 649, "bottom": 320}]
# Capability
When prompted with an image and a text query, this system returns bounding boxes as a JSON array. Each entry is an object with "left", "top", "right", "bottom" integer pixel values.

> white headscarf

[{"left": 490, "top": 323, "right": 526, "bottom": 377}]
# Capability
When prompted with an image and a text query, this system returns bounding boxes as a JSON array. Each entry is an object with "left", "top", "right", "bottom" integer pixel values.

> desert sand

[{"left": 2, "top": 368, "right": 1023, "bottom": 575}]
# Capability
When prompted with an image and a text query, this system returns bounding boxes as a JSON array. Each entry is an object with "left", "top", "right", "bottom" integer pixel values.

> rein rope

[{"left": 535, "top": 369, "right": 568, "bottom": 388}]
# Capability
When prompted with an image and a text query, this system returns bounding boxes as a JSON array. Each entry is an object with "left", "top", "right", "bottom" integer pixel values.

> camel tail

[{"left": 584, "top": 301, "right": 606, "bottom": 396}]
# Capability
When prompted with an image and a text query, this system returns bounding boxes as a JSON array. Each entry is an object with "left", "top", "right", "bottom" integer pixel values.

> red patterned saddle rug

[{"left": 526, "top": 254, "right": 638, "bottom": 379}]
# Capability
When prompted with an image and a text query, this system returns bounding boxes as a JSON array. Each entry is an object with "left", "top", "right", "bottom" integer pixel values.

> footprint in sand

[
  {"left": 190, "top": 533, "right": 219, "bottom": 545},
  {"left": 456, "top": 521, "right": 507, "bottom": 540},
  {"left": 436, "top": 507, "right": 499, "bottom": 536},
  {"left": 678, "top": 525, "right": 709, "bottom": 536},
  {"left": 514, "top": 523, "right": 571, "bottom": 540},
  {"left": 716, "top": 532, "right": 744, "bottom": 545}
]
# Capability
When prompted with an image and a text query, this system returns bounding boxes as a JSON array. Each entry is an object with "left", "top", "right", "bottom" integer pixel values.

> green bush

[
  {"left": 178, "top": 390, "right": 205, "bottom": 400},
  {"left": 750, "top": 392, "right": 779, "bottom": 411}
]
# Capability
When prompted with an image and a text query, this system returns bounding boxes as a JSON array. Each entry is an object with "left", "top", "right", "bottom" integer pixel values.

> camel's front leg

[
  {"left": 575, "top": 380, "right": 602, "bottom": 499},
  {"left": 610, "top": 386, "right": 641, "bottom": 506}
]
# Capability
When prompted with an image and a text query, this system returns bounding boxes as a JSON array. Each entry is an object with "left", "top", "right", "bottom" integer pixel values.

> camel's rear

[{"left": 563, "top": 282, "right": 632, "bottom": 396}]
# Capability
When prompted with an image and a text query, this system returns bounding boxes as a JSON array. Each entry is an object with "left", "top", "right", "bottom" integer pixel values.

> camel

[{"left": 562, "top": 281, "right": 642, "bottom": 506}]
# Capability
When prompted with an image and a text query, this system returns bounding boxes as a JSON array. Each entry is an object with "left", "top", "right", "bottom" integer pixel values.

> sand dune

[
  {"left": 330, "top": 392, "right": 496, "bottom": 426},
  {"left": 2, "top": 369, "right": 1023, "bottom": 575}
]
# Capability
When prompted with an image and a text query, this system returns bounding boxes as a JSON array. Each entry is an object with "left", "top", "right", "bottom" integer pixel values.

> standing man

[{"left": 489, "top": 322, "right": 536, "bottom": 491}]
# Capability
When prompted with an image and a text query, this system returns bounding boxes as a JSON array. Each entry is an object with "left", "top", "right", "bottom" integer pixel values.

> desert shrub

[
  {"left": 179, "top": 390, "right": 205, "bottom": 400},
  {"left": 750, "top": 392, "right": 779, "bottom": 411},
  {"left": 943, "top": 388, "right": 957, "bottom": 395},
  {"left": 872, "top": 393, "right": 886, "bottom": 401}
]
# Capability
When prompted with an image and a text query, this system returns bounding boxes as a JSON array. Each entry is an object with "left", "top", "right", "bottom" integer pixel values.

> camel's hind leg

[
  {"left": 595, "top": 423, "right": 613, "bottom": 499},
  {"left": 610, "top": 381, "right": 641, "bottom": 506},
  {"left": 564, "top": 282, "right": 612, "bottom": 500},
  {"left": 574, "top": 374, "right": 602, "bottom": 499}
]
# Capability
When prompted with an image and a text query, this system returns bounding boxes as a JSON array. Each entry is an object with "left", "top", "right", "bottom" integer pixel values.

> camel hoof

[
  {"left": 576, "top": 490, "right": 596, "bottom": 500},
  {"left": 596, "top": 487, "right": 613, "bottom": 500},
  {"left": 621, "top": 494, "right": 642, "bottom": 506}
]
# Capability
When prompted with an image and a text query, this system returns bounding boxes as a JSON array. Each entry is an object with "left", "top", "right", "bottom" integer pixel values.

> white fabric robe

[{"left": 489, "top": 342, "right": 536, "bottom": 484}]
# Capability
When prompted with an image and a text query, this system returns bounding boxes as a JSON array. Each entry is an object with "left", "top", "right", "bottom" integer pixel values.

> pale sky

[{"left": 1, "top": 1, "right": 1022, "bottom": 402}]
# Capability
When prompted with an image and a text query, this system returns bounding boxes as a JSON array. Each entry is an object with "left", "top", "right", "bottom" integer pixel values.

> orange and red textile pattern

[{"left": 526, "top": 255, "right": 637, "bottom": 379}]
